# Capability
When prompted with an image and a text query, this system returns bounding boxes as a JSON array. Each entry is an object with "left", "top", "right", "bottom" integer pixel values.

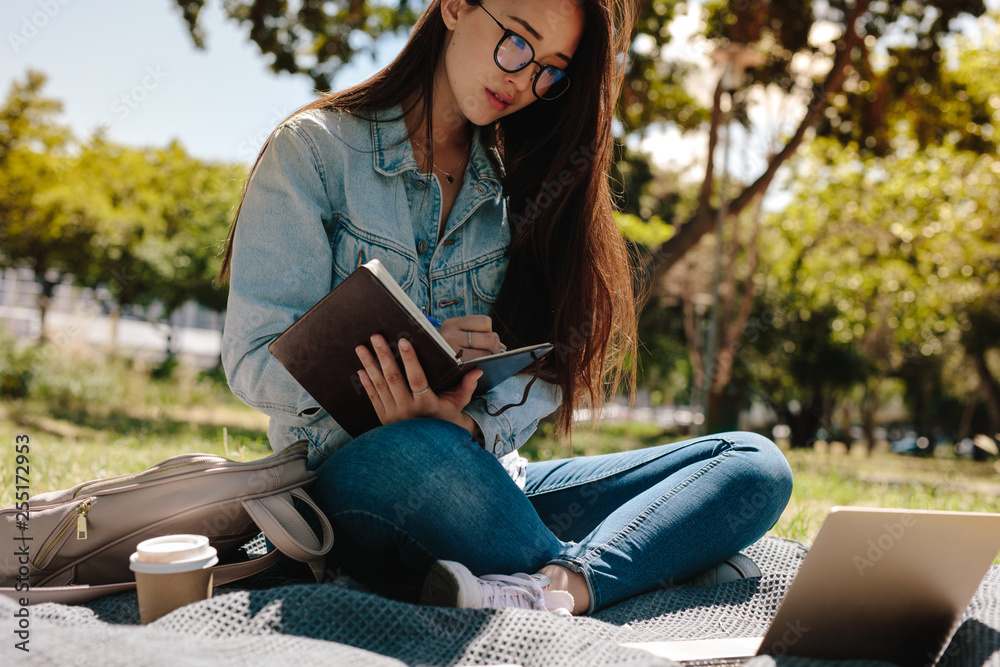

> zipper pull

[{"left": 76, "top": 501, "right": 91, "bottom": 540}]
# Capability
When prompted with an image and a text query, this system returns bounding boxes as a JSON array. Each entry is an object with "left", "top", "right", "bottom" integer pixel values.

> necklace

[{"left": 416, "top": 141, "right": 470, "bottom": 184}]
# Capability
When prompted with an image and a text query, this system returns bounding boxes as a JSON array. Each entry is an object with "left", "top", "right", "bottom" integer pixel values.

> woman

[{"left": 220, "top": 0, "right": 793, "bottom": 616}]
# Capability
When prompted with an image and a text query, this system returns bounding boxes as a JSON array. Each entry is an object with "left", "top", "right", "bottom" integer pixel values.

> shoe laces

[{"left": 477, "top": 573, "right": 573, "bottom": 617}]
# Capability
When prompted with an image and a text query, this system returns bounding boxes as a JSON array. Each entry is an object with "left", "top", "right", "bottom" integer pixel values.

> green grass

[
  {"left": 0, "top": 341, "right": 273, "bottom": 504},
  {"left": 776, "top": 445, "right": 1000, "bottom": 546},
  {"left": 2, "top": 346, "right": 998, "bottom": 562}
]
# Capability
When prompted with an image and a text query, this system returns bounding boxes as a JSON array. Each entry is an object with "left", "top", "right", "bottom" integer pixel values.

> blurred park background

[{"left": 2, "top": 1, "right": 999, "bottom": 540}]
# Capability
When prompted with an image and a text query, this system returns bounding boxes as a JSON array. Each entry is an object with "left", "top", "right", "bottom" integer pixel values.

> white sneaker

[
  {"left": 421, "top": 560, "right": 575, "bottom": 618},
  {"left": 685, "top": 553, "right": 761, "bottom": 587}
]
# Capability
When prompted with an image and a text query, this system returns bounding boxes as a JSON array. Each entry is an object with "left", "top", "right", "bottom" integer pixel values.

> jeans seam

[
  {"left": 527, "top": 452, "right": 667, "bottom": 496},
  {"left": 576, "top": 449, "right": 735, "bottom": 580},
  {"left": 528, "top": 437, "right": 733, "bottom": 497}
]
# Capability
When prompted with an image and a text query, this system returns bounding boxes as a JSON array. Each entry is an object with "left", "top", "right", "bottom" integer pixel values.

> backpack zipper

[
  {"left": 71, "top": 443, "right": 308, "bottom": 497},
  {"left": 36, "top": 500, "right": 91, "bottom": 568},
  {"left": 74, "top": 457, "right": 224, "bottom": 497},
  {"left": 76, "top": 501, "right": 91, "bottom": 540}
]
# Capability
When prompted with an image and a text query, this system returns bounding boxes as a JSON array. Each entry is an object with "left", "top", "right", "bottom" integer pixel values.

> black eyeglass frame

[{"left": 478, "top": 4, "right": 572, "bottom": 101}]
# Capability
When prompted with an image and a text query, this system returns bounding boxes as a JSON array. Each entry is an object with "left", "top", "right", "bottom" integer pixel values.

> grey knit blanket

[{"left": 3, "top": 537, "right": 998, "bottom": 666}]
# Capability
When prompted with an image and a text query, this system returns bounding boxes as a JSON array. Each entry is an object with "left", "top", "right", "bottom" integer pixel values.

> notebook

[
  {"left": 626, "top": 507, "right": 1000, "bottom": 667},
  {"left": 268, "top": 259, "right": 552, "bottom": 437}
]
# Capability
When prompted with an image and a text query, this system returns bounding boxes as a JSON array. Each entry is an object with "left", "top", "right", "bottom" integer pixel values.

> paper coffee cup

[{"left": 129, "top": 534, "right": 218, "bottom": 624}]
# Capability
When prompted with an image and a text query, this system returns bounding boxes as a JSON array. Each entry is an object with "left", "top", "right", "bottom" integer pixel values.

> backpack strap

[{"left": 242, "top": 488, "right": 335, "bottom": 583}]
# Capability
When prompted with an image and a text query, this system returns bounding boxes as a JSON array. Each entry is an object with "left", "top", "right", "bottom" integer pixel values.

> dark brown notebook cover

[{"left": 268, "top": 260, "right": 552, "bottom": 437}]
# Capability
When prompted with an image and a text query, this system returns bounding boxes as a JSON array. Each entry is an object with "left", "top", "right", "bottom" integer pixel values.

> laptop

[{"left": 626, "top": 507, "right": 1000, "bottom": 667}]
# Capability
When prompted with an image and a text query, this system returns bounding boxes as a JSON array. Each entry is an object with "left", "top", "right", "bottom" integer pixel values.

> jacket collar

[{"left": 370, "top": 105, "right": 503, "bottom": 196}]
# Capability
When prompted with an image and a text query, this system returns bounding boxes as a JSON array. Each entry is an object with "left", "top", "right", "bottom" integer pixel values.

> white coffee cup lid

[{"left": 129, "top": 534, "right": 218, "bottom": 574}]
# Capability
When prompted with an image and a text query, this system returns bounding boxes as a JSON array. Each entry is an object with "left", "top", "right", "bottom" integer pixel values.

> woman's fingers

[
  {"left": 438, "top": 368, "right": 483, "bottom": 409},
  {"left": 355, "top": 345, "right": 393, "bottom": 416},
  {"left": 397, "top": 338, "right": 432, "bottom": 399},
  {"left": 356, "top": 334, "right": 486, "bottom": 427},
  {"left": 440, "top": 315, "right": 507, "bottom": 358},
  {"left": 465, "top": 330, "right": 506, "bottom": 357},
  {"left": 355, "top": 368, "right": 386, "bottom": 419},
  {"left": 446, "top": 314, "right": 494, "bottom": 333},
  {"left": 368, "top": 334, "right": 414, "bottom": 405}
]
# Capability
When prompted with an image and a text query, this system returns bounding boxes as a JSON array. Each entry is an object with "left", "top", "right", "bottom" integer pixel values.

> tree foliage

[
  {"left": 171, "top": 0, "right": 420, "bottom": 90},
  {"left": 639, "top": 0, "right": 989, "bottom": 286},
  {"left": 0, "top": 71, "right": 92, "bottom": 341},
  {"left": 750, "top": 132, "right": 1000, "bottom": 442},
  {"left": 0, "top": 72, "right": 242, "bottom": 349}
]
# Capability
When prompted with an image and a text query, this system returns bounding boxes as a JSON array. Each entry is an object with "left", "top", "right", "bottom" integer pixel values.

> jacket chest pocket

[
  {"left": 469, "top": 254, "right": 508, "bottom": 313},
  {"left": 331, "top": 214, "right": 417, "bottom": 292}
]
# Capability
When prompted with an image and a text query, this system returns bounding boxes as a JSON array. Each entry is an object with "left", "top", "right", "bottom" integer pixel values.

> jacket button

[
  {"left": 414, "top": 179, "right": 428, "bottom": 190},
  {"left": 475, "top": 184, "right": 486, "bottom": 194},
  {"left": 417, "top": 240, "right": 429, "bottom": 254}
]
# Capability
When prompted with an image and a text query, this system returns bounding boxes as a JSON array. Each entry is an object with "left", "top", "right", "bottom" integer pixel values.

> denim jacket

[{"left": 222, "top": 106, "right": 561, "bottom": 478}]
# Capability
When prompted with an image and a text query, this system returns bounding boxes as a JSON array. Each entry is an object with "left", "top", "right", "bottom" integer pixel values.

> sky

[{"left": 2, "top": 0, "right": 403, "bottom": 165}]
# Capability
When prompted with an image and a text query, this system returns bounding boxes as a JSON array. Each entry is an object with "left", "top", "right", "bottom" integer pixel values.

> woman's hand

[
  {"left": 355, "top": 334, "right": 482, "bottom": 433},
  {"left": 439, "top": 315, "right": 506, "bottom": 360}
]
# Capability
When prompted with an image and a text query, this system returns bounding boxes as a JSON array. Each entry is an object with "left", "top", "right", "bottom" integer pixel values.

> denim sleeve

[
  {"left": 463, "top": 374, "right": 562, "bottom": 458},
  {"left": 222, "top": 121, "right": 341, "bottom": 429}
]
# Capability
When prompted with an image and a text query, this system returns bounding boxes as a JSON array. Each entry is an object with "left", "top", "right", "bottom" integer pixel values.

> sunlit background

[{"left": 2, "top": 0, "right": 999, "bottom": 477}]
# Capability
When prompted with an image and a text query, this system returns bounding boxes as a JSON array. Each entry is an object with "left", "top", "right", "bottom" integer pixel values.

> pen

[{"left": 425, "top": 315, "right": 443, "bottom": 329}]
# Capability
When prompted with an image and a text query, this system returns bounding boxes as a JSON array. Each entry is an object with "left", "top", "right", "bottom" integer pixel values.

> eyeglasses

[{"left": 479, "top": 4, "right": 571, "bottom": 101}]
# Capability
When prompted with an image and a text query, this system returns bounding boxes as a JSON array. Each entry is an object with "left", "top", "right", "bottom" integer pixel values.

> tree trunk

[
  {"left": 35, "top": 279, "right": 56, "bottom": 344},
  {"left": 107, "top": 303, "right": 122, "bottom": 356},
  {"left": 957, "top": 395, "right": 977, "bottom": 441},
  {"left": 784, "top": 392, "right": 826, "bottom": 448},
  {"left": 706, "top": 387, "right": 724, "bottom": 434},
  {"left": 643, "top": 0, "right": 870, "bottom": 283},
  {"left": 860, "top": 380, "right": 879, "bottom": 454},
  {"left": 972, "top": 351, "right": 1000, "bottom": 435},
  {"left": 706, "top": 383, "right": 742, "bottom": 433}
]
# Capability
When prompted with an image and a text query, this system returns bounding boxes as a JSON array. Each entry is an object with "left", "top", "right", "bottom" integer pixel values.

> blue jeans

[{"left": 311, "top": 419, "right": 793, "bottom": 614}]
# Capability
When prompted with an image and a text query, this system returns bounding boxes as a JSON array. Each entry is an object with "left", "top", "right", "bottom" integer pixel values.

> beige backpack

[{"left": 1, "top": 442, "right": 333, "bottom": 604}]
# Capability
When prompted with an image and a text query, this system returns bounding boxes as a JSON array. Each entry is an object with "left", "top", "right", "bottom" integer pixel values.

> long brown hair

[{"left": 218, "top": 0, "right": 638, "bottom": 435}]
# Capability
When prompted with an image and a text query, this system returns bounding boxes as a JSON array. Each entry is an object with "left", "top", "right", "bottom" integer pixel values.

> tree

[
  {"left": 752, "top": 133, "right": 1000, "bottom": 445},
  {"left": 0, "top": 71, "right": 95, "bottom": 342},
  {"left": 638, "top": 0, "right": 988, "bottom": 286},
  {"left": 1, "top": 71, "right": 242, "bottom": 355},
  {"left": 171, "top": 0, "right": 420, "bottom": 90},
  {"left": 72, "top": 137, "right": 243, "bottom": 354}
]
